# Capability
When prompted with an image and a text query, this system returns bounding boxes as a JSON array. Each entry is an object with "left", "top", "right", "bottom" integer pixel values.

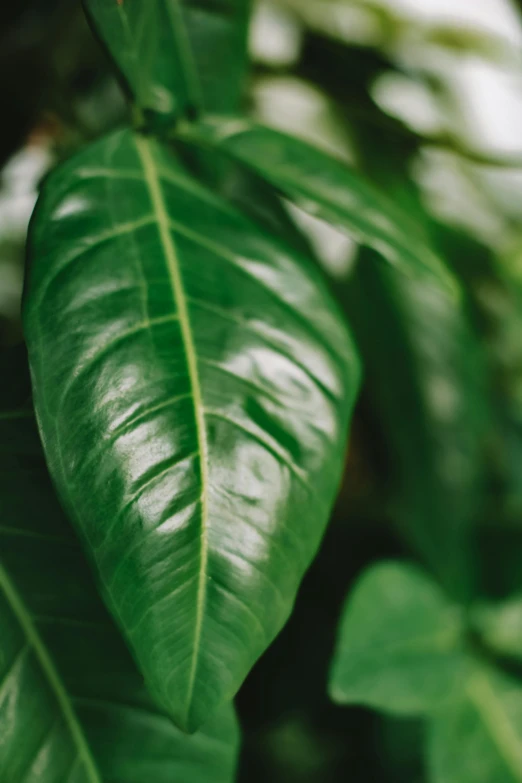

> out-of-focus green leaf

[
  {"left": 472, "top": 595, "right": 522, "bottom": 663},
  {"left": 476, "top": 246, "right": 522, "bottom": 519},
  {"left": 440, "top": 229, "right": 522, "bottom": 524},
  {"left": 24, "top": 129, "right": 360, "bottom": 732},
  {"left": 328, "top": 562, "right": 465, "bottom": 715},
  {"left": 83, "top": 0, "right": 252, "bottom": 120},
  {"left": 428, "top": 666, "right": 522, "bottom": 783},
  {"left": 181, "top": 119, "right": 457, "bottom": 294},
  {"left": 0, "top": 359, "right": 240, "bottom": 783},
  {"left": 345, "top": 251, "right": 487, "bottom": 598}
]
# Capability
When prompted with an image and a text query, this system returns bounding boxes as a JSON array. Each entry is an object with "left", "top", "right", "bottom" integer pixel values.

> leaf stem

[
  {"left": 135, "top": 134, "right": 209, "bottom": 729},
  {"left": 467, "top": 668, "right": 522, "bottom": 782}
]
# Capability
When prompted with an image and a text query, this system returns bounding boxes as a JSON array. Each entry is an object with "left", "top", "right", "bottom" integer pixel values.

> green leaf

[
  {"left": 181, "top": 0, "right": 252, "bottom": 114},
  {"left": 83, "top": 0, "right": 252, "bottom": 120},
  {"left": 23, "top": 129, "right": 360, "bottom": 731},
  {"left": 428, "top": 665, "right": 522, "bottom": 783},
  {"left": 180, "top": 119, "right": 457, "bottom": 294},
  {"left": 0, "top": 376, "right": 240, "bottom": 782},
  {"left": 345, "top": 252, "right": 487, "bottom": 598},
  {"left": 328, "top": 562, "right": 465, "bottom": 716},
  {"left": 472, "top": 595, "right": 522, "bottom": 663}
]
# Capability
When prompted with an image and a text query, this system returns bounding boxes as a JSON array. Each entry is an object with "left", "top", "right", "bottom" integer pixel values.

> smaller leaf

[
  {"left": 328, "top": 562, "right": 465, "bottom": 715},
  {"left": 181, "top": 119, "right": 457, "bottom": 294},
  {"left": 83, "top": 0, "right": 252, "bottom": 121},
  {"left": 83, "top": 0, "right": 201, "bottom": 120},
  {"left": 428, "top": 665, "right": 522, "bottom": 783}
]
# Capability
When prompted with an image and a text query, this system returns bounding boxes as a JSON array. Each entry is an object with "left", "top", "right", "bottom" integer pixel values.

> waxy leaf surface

[
  {"left": 84, "top": 0, "right": 251, "bottom": 119},
  {"left": 24, "top": 129, "right": 360, "bottom": 731},
  {"left": 184, "top": 119, "right": 457, "bottom": 294},
  {"left": 0, "top": 365, "right": 239, "bottom": 782}
]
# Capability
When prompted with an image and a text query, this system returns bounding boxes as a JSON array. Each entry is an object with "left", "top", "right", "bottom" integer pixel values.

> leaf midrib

[
  {"left": 0, "top": 561, "right": 101, "bottom": 783},
  {"left": 135, "top": 134, "right": 209, "bottom": 726}
]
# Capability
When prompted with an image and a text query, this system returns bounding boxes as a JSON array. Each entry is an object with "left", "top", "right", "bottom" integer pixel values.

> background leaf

[
  {"left": 344, "top": 251, "right": 487, "bottom": 598},
  {"left": 328, "top": 562, "right": 465, "bottom": 715},
  {"left": 24, "top": 128, "right": 360, "bottom": 731},
  {"left": 0, "top": 357, "right": 240, "bottom": 783}
]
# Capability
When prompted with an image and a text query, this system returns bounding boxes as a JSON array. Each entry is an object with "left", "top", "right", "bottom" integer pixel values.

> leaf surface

[
  {"left": 24, "top": 129, "right": 360, "bottom": 731},
  {"left": 182, "top": 119, "right": 457, "bottom": 293},
  {"left": 428, "top": 666, "right": 522, "bottom": 783},
  {"left": 328, "top": 562, "right": 465, "bottom": 715},
  {"left": 0, "top": 363, "right": 239, "bottom": 783},
  {"left": 84, "top": 0, "right": 251, "bottom": 119}
]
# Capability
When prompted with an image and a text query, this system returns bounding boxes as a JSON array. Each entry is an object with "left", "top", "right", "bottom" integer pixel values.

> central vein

[{"left": 135, "top": 134, "right": 209, "bottom": 723}]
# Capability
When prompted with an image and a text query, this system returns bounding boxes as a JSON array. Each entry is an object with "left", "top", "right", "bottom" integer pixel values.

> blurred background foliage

[{"left": 3, "top": 1, "right": 522, "bottom": 780}]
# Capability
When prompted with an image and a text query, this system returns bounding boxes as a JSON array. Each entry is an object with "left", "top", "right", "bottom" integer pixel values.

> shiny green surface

[
  {"left": 0, "top": 371, "right": 239, "bottom": 783},
  {"left": 428, "top": 666, "right": 522, "bottom": 783},
  {"left": 84, "top": 0, "right": 251, "bottom": 120},
  {"left": 184, "top": 119, "right": 456, "bottom": 294},
  {"left": 24, "top": 129, "right": 360, "bottom": 731},
  {"left": 328, "top": 562, "right": 465, "bottom": 716}
]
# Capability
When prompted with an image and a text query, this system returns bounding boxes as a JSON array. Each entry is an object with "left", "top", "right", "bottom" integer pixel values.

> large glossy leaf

[
  {"left": 344, "top": 251, "right": 487, "bottom": 598},
  {"left": 428, "top": 665, "right": 522, "bottom": 783},
  {"left": 83, "top": 0, "right": 252, "bottom": 120},
  {"left": 23, "top": 129, "right": 360, "bottom": 731},
  {"left": 0, "top": 367, "right": 240, "bottom": 782},
  {"left": 328, "top": 562, "right": 465, "bottom": 716},
  {"left": 180, "top": 119, "right": 457, "bottom": 294}
]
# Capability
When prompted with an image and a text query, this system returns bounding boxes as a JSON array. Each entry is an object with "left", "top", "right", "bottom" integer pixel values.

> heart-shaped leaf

[
  {"left": 0, "top": 366, "right": 240, "bottom": 783},
  {"left": 329, "top": 562, "right": 465, "bottom": 715},
  {"left": 24, "top": 129, "right": 360, "bottom": 731}
]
